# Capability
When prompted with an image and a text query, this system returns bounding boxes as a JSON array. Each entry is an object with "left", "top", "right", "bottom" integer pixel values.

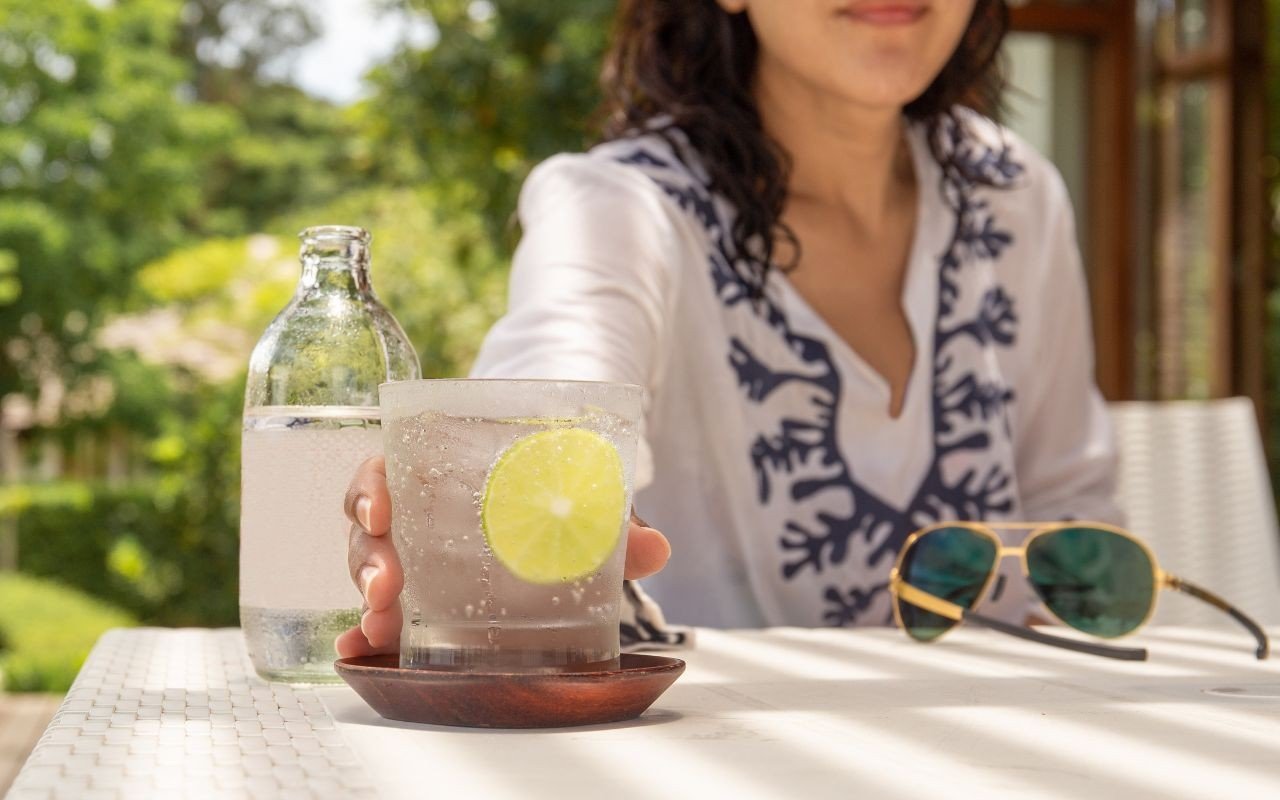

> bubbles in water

[{"left": 389, "top": 408, "right": 633, "bottom": 669}]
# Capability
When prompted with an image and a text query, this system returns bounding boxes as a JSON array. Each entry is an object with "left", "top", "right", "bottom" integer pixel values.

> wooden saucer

[{"left": 334, "top": 653, "right": 685, "bottom": 729}]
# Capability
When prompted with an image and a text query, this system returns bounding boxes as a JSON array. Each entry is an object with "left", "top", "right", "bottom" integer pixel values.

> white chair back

[{"left": 1110, "top": 397, "right": 1280, "bottom": 626}]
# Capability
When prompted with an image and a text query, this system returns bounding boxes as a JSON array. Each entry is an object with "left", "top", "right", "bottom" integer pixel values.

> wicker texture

[{"left": 6, "top": 629, "right": 373, "bottom": 799}]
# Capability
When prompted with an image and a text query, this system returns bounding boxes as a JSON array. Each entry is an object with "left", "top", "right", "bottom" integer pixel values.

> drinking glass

[{"left": 380, "top": 379, "right": 643, "bottom": 672}]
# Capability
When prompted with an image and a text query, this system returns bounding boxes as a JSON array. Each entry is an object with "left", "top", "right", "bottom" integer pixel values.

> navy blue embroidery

[
  {"left": 823, "top": 584, "right": 890, "bottom": 627},
  {"left": 613, "top": 123, "right": 1024, "bottom": 625}
]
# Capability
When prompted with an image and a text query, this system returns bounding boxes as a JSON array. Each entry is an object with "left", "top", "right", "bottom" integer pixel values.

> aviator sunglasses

[{"left": 889, "top": 521, "right": 1270, "bottom": 661}]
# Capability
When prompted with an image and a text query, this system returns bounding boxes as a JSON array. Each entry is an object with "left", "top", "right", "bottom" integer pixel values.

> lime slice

[{"left": 481, "top": 428, "right": 627, "bottom": 584}]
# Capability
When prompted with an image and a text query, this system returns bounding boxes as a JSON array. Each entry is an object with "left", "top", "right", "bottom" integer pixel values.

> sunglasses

[{"left": 889, "top": 521, "right": 1270, "bottom": 661}]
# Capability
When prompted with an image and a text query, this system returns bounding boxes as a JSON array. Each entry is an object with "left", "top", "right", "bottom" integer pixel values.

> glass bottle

[{"left": 240, "top": 225, "right": 420, "bottom": 683}]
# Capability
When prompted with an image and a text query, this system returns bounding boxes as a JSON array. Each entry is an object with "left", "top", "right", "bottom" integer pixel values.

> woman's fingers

[
  {"left": 360, "top": 602, "right": 403, "bottom": 650},
  {"left": 335, "top": 621, "right": 399, "bottom": 658},
  {"left": 342, "top": 522, "right": 404, "bottom": 651},
  {"left": 343, "top": 455, "right": 404, "bottom": 652},
  {"left": 347, "top": 524, "right": 404, "bottom": 613},
  {"left": 338, "top": 532, "right": 403, "bottom": 652},
  {"left": 624, "top": 516, "right": 670, "bottom": 580},
  {"left": 343, "top": 455, "right": 392, "bottom": 537}
]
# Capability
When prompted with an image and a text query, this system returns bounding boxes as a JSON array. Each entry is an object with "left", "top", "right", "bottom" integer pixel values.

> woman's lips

[{"left": 837, "top": 3, "right": 929, "bottom": 25}]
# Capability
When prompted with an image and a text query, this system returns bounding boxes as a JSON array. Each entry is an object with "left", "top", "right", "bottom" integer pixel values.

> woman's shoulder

[
  {"left": 935, "top": 111, "right": 1082, "bottom": 298},
  {"left": 527, "top": 130, "right": 707, "bottom": 194},
  {"left": 519, "top": 130, "right": 714, "bottom": 238},
  {"left": 940, "top": 108, "right": 1072, "bottom": 213}
]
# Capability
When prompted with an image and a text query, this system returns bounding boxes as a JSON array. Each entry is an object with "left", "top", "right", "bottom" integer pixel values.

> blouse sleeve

[
  {"left": 1013, "top": 173, "right": 1124, "bottom": 526},
  {"left": 468, "top": 154, "right": 683, "bottom": 487}
]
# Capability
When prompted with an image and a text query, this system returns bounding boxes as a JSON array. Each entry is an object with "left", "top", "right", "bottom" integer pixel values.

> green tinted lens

[
  {"left": 1026, "top": 526, "right": 1155, "bottom": 638},
  {"left": 897, "top": 526, "right": 998, "bottom": 641}
]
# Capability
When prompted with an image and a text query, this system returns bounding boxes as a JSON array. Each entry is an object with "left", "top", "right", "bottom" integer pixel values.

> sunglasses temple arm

[
  {"left": 893, "top": 578, "right": 1148, "bottom": 661},
  {"left": 1165, "top": 575, "right": 1270, "bottom": 660},
  {"left": 961, "top": 609, "right": 1148, "bottom": 661}
]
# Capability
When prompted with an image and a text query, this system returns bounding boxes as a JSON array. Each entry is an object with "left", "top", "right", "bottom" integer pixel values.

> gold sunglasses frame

[{"left": 888, "top": 521, "right": 1269, "bottom": 660}]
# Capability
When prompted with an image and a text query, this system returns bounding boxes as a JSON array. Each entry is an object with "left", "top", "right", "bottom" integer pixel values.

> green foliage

[
  {"left": 136, "top": 234, "right": 297, "bottom": 344},
  {"left": 0, "top": 0, "right": 364, "bottom": 440},
  {"left": 0, "top": 0, "right": 240, "bottom": 453},
  {"left": 365, "top": 0, "right": 615, "bottom": 244},
  {"left": 176, "top": 0, "right": 320, "bottom": 103},
  {"left": 10, "top": 477, "right": 238, "bottom": 627},
  {"left": 0, "top": 0, "right": 239, "bottom": 330},
  {"left": 0, "top": 573, "right": 134, "bottom": 692},
  {"left": 7, "top": 376, "right": 244, "bottom": 627},
  {"left": 200, "top": 81, "right": 374, "bottom": 237}
]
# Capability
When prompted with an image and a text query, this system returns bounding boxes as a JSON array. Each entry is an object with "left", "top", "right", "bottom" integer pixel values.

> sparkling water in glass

[{"left": 380, "top": 379, "right": 642, "bottom": 672}]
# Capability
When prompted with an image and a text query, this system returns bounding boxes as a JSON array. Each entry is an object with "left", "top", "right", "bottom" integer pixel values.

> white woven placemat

[{"left": 6, "top": 628, "right": 373, "bottom": 800}]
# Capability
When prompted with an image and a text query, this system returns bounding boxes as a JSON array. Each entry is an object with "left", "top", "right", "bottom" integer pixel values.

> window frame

[
  {"left": 1009, "top": 1, "right": 1139, "bottom": 401},
  {"left": 1008, "top": 0, "right": 1268, "bottom": 416}
]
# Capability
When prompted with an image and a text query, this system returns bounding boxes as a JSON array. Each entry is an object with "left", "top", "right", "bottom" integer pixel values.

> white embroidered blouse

[{"left": 471, "top": 114, "right": 1122, "bottom": 629}]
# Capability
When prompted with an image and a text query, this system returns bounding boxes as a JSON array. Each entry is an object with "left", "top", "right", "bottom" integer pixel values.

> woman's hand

[{"left": 335, "top": 455, "right": 672, "bottom": 658}]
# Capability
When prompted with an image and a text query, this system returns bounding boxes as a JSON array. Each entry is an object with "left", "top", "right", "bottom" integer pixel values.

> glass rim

[
  {"left": 380, "top": 377, "right": 644, "bottom": 392},
  {"left": 379, "top": 378, "right": 645, "bottom": 418},
  {"left": 298, "top": 224, "right": 371, "bottom": 243}
]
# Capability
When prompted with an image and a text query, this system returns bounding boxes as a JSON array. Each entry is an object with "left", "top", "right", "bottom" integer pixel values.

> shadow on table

[{"left": 320, "top": 632, "right": 1280, "bottom": 798}]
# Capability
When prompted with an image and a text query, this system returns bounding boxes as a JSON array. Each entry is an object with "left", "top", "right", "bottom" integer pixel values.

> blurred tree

[
  {"left": 364, "top": 0, "right": 615, "bottom": 244},
  {"left": 0, "top": 0, "right": 366, "bottom": 450},
  {"left": 175, "top": 0, "right": 319, "bottom": 104},
  {"left": 175, "top": 0, "right": 366, "bottom": 234},
  {"left": 0, "top": 0, "right": 237, "bottom": 430},
  {"left": 203, "top": 83, "right": 368, "bottom": 236}
]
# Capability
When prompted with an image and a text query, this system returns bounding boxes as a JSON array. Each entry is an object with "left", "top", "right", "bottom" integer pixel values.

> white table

[{"left": 8, "top": 626, "right": 1280, "bottom": 799}]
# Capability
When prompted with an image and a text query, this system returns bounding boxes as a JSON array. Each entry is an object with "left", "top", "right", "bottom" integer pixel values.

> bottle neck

[
  {"left": 299, "top": 236, "right": 372, "bottom": 294},
  {"left": 301, "top": 257, "right": 371, "bottom": 293}
]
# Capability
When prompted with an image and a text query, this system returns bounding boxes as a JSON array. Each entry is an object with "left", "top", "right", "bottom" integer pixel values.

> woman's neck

[{"left": 754, "top": 56, "right": 914, "bottom": 235}]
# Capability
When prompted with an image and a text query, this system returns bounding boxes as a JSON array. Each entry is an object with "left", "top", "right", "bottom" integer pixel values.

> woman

[{"left": 338, "top": 0, "right": 1120, "bottom": 657}]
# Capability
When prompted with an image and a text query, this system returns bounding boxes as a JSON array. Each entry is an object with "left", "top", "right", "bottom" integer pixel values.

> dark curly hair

[{"left": 599, "top": 0, "right": 1009, "bottom": 299}]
